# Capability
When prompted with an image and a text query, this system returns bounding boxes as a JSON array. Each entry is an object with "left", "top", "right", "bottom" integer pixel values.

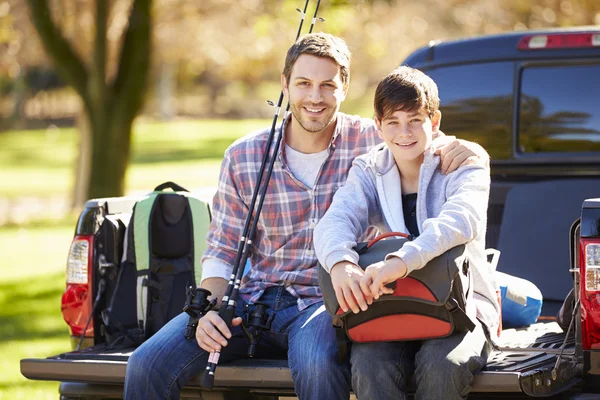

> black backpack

[{"left": 101, "top": 182, "right": 211, "bottom": 346}]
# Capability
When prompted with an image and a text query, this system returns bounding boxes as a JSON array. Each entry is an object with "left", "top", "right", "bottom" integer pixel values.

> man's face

[
  {"left": 282, "top": 54, "right": 347, "bottom": 136},
  {"left": 375, "top": 108, "right": 442, "bottom": 164}
]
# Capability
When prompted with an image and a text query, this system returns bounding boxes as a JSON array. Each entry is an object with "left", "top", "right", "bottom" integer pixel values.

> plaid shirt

[{"left": 202, "top": 113, "right": 381, "bottom": 310}]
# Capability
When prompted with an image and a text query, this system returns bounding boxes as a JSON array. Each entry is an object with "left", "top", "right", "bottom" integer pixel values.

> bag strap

[
  {"left": 154, "top": 181, "right": 188, "bottom": 192},
  {"left": 445, "top": 298, "right": 476, "bottom": 332},
  {"left": 332, "top": 316, "right": 349, "bottom": 364},
  {"left": 366, "top": 232, "right": 411, "bottom": 249}
]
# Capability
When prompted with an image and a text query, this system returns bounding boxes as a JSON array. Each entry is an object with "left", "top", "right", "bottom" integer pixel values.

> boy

[{"left": 314, "top": 66, "right": 499, "bottom": 399}]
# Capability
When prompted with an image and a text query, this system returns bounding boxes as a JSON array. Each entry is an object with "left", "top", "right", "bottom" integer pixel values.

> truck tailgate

[{"left": 21, "top": 322, "right": 580, "bottom": 397}]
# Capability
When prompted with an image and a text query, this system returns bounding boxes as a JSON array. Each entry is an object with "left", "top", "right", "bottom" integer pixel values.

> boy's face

[
  {"left": 375, "top": 108, "right": 442, "bottom": 164},
  {"left": 282, "top": 54, "right": 348, "bottom": 136}
]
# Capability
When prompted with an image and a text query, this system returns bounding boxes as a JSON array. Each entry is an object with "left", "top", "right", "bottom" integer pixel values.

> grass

[
  {"left": 0, "top": 118, "right": 269, "bottom": 199},
  {"left": 0, "top": 118, "right": 268, "bottom": 399},
  {"left": 0, "top": 220, "right": 76, "bottom": 399}
]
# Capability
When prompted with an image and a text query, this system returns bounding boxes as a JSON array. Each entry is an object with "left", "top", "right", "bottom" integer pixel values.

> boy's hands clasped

[
  {"left": 330, "top": 257, "right": 408, "bottom": 313},
  {"left": 360, "top": 257, "right": 408, "bottom": 300},
  {"left": 330, "top": 262, "right": 372, "bottom": 314}
]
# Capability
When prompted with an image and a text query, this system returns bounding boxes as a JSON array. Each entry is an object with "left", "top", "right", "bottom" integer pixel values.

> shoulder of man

[
  {"left": 336, "top": 112, "right": 378, "bottom": 143},
  {"left": 224, "top": 126, "right": 273, "bottom": 159}
]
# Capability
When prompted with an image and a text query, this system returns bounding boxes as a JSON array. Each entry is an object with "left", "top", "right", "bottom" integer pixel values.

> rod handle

[
  {"left": 218, "top": 304, "right": 236, "bottom": 327},
  {"left": 201, "top": 370, "right": 215, "bottom": 389}
]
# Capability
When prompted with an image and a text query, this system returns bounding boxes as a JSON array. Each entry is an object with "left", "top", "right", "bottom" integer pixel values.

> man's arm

[
  {"left": 201, "top": 277, "right": 229, "bottom": 309},
  {"left": 195, "top": 278, "right": 243, "bottom": 353},
  {"left": 195, "top": 146, "right": 248, "bottom": 352},
  {"left": 436, "top": 139, "right": 490, "bottom": 175}
]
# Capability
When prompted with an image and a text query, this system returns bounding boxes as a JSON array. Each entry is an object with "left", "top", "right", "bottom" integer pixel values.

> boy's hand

[
  {"left": 435, "top": 139, "right": 489, "bottom": 174},
  {"left": 360, "top": 258, "right": 408, "bottom": 300},
  {"left": 330, "top": 261, "right": 371, "bottom": 314}
]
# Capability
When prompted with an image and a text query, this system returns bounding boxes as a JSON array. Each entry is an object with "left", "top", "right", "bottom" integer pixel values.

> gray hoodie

[{"left": 313, "top": 137, "right": 500, "bottom": 333}]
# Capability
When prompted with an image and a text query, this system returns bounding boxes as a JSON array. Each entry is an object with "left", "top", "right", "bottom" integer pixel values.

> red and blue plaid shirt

[{"left": 202, "top": 113, "right": 381, "bottom": 310}]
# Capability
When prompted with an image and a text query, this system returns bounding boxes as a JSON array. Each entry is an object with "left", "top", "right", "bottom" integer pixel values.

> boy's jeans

[
  {"left": 350, "top": 321, "right": 491, "bottom": 400},
  {"left": 124, "top": 286, "right": 350, "bottom": 400}
]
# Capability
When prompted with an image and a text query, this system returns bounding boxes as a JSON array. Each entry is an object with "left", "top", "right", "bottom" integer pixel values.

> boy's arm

[
  {"left": 314, "top": 159, "right": 380, "bottom": 313},
  {"left": 314, "top": 159, "right": 379, "bottom": 273},
  {"left": 386, "top": 165, "right": 490, "bottom": 275},
  {"left": 436, "top": 138, "right": 490, "bottom": 175}
]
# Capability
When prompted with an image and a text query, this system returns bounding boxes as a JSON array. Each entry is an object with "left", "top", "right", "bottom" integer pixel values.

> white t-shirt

[{"left": 284, "top": 144, "right": 329, "bottom": 189}]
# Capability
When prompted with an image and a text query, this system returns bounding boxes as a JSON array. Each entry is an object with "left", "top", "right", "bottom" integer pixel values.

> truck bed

[{"left": 21, "top": 322, "right": 581, "bottom": 399}]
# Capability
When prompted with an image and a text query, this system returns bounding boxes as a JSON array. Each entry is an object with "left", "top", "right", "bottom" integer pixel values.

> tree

[{"left": 26, "top": 0, "right": 151, "bottom": 200}]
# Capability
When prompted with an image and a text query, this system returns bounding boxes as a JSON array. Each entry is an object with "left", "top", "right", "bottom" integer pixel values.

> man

[{"left": 124, "top": 33, "right": 488, "bottom": 400}]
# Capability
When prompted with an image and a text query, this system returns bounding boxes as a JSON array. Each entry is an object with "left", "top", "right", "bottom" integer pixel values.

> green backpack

[{"left": 102, "top": 182, "right": 211, "bottom": 346}]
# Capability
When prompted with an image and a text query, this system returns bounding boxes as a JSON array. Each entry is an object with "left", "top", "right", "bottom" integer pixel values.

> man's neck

[{"left": 285, "top": 115, "right": 338, "bottom": 154}]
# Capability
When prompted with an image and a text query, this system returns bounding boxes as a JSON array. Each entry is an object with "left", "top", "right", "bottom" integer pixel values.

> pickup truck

[{"left": 21, "top": 27, "right": 600, "bottom": 399}]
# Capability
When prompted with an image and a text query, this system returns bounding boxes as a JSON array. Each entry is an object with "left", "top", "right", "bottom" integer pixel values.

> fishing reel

[
  {"left": 242, "top": 302, "right": 271, "bottom": 358},
  {"left": 183, "top": 287, "right": 217, "bottom": 340}
]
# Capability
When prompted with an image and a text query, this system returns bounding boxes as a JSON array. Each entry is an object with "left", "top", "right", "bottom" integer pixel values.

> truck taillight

[
  {"left": 518, "top": 33, "right": 600, "bottom": 50},
  {"left": 61, "top": 235, "right": 94, "bottom": 337},
  {"left": 580, "top": 238, "right": 600, "bottom": 350}
]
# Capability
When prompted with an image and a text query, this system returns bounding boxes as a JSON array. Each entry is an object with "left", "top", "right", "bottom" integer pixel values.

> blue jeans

[
  {"left": 124, "top": 286, "right": 351, "bottom": 399},
  {"left": 350, "top": 321, "right": 491, "bottom": 400}
]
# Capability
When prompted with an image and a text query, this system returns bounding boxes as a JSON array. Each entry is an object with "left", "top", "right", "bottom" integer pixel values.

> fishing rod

[{"left": 200, "top": 0, "right": 324, "bottom": 389}]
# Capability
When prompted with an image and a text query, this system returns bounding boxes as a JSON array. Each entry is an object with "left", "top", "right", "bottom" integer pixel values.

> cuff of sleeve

[
  {"left": 385, "top": 244, "right": 422, "bottom": 275},
  {"left": 324, "top": 251, "right": 360, "bottom": 274},
  {"left": 201, "top": 258, "right": 233, "bottom": 283}
]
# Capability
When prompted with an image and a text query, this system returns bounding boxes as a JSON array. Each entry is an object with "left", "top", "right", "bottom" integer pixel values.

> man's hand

[
  {"left": 196, "top": 310, "right": 243, "bottom": 353},
  {"left": 330, "top": 261, "right": 371, "bottom": 314},
  {"left": 435, "top": 139, "right": 490, "bottom": 174},
  {"left": 360, "top": 258, "right": 408, "bottom": 300}
]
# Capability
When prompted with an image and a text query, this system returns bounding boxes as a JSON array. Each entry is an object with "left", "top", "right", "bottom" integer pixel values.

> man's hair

[
  {"left": 374, "top": 66, "right": 440, "bottom": 120},
  {"left": 282, "top": 33, "right": 351, "bottom": 89}
]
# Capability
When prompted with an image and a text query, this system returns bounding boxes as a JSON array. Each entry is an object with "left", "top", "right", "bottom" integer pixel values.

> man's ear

[
  {"left": 341, "top": 81, "right": 349, "bottom": 101},
  {"left": 431, "top": 110, "right": 442, "bottom": 133},
  {"left": 281, "top": 75, "right": 289, "bottom": 97}
]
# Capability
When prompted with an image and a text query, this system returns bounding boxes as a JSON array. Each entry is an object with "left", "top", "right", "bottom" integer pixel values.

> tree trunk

[
  {"left": 71, "top": 111, "right": 92, "bottom": 208},
  {"left": 27, "top": 0, "right": 151, "bottom": 201},
  {"left": 10, "top": 70, "right": 27, "bottom": 129},
  {"left": 87, "top": 106, "right": 134, "bottom": 199}
]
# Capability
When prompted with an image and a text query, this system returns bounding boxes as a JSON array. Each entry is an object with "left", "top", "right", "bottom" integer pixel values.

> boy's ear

[
  {"left": 375, "top": 117, "right": 384, "bottom": 139},
  {"left": 431, "top": 110, "right": 442, "bottom": 133},
  {"left": 281, "top": 74, "right": 289, "bottom": 97}
]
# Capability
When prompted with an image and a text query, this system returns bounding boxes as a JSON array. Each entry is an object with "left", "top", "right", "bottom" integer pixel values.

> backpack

[
  {"left": 101, "top": 182, "right": 211, "bottom": 347},
  {"left": 318, "top": 233, "right": 475, "bottom": 362}
]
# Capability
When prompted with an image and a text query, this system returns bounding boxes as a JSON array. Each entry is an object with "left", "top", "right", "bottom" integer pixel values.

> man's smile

[{"left": 304, "top": 106, "right": 326, "bottom": 115}]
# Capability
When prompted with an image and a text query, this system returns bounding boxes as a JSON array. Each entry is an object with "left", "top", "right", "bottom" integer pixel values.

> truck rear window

[
  {"left": 426, "top": 62, "right": 513, "bottom": 160},
  {"left": 518, "top": 64, "right": 600, "bottom": 154}
]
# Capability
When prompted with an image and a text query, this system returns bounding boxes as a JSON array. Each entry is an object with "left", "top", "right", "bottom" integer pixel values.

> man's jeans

[
  {"left": 351, "top": 321, "right": 491, "bottom": 400},
  {"left": 124, "top": 286, "right": 351, "bottom": 400}
]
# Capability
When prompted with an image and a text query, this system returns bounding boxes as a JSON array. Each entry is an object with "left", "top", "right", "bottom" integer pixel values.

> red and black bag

[{"left": 318, "top": 232, "right": 476, "bottom": 361}]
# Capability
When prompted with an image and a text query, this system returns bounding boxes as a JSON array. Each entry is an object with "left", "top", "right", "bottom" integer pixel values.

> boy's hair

[
  {"left": 374, "top": 66, "right": 440, "bottom": 120},
  {"left": 283, "top": 33, "right": 351, "bottom": 90}
]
